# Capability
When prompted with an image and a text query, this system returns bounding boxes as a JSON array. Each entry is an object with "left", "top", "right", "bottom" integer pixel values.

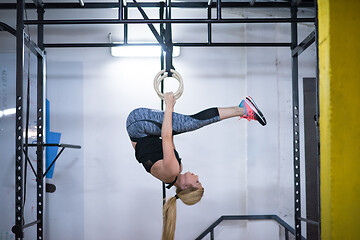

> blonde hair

[{"left": 161, "top": 187, "right": 204, "bottom": 240}]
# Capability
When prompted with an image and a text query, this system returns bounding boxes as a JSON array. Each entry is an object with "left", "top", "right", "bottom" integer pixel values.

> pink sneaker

[{"left": 239, "top": 96, "right": 267, "bottom": 126}]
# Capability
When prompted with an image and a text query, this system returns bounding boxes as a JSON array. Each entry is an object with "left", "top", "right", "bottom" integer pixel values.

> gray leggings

[{"left": 126, "top": 107, "right": 220, "bottom": 141}]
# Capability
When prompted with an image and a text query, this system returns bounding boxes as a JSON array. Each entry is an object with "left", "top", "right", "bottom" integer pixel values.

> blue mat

[{"left": 45, "top": 99, "right": 61, "bottom": 179}]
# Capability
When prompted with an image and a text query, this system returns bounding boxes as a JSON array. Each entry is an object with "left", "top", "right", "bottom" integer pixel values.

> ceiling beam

[{"left": 0, "top": 1, "right": 314, "bottom": 10}]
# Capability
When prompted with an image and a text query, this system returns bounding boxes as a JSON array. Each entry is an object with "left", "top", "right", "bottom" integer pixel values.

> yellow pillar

[{"left": 318, "top": 0, "right": 360, "bottom": 239}]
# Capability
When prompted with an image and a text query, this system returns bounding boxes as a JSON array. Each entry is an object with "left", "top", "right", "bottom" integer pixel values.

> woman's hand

[{"left": 164, "top": 92, "right": 176, "bottom": 109}]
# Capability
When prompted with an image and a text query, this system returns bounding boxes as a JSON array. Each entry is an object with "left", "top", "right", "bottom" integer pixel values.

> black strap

[{"left": 165, "top": 176, "right": 177, "bottom": 189}]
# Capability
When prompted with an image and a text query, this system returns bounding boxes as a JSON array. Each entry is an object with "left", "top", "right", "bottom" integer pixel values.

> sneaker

[
  {"left": 239, "top": 97, "right": 267, "bottom": 126},
  {"left": 245, "top": 96, "right": 265, "bottom": 119}
]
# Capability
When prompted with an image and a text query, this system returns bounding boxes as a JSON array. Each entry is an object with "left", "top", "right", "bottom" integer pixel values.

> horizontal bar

[
  {"left": 43, "top": 42, "right": 291, "bottom": 48},
  {"left": 0, "top": 2, "right": 315, "bottom": 10},
  {"left": 297, "top": 216, "right": 319, "bottom": 225},
  {"left": 50, "top": 144, "right": 81, "bottom": 149},
  {"left": 292, "top": 30, "right": 315, "bottom": 57},
  {"left": 26, "top": 143, "right": 81, "bottom": 149},
  {"left": 195, "top": 215, "right": 283, "bottom": 240},
  {"left": 221, "top": 215, "right": 296, "bottom": 234},
  {"left": 23, "top": 220, "right": 40, "bottom": 229},
  {"left": 175, "top": 42, "right": 292, "bottom": 47},
  {"left": 45, "top": 43, "right": 158, "bottom": 48},
  {"left": 24, "top": 18, "right": 315, "bottom": 25},
  {"left": 222, "top": 215, "right": 275, "bottom": 220}
]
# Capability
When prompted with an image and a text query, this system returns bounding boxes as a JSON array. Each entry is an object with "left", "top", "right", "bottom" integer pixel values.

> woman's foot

[{"left": 239, "top": 96, "right": 267, "bottom": 126}]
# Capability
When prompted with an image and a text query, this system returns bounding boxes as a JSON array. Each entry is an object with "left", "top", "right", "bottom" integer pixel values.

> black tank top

[{"left": 135, "top": 136, "right": 181, "bottom": 174}]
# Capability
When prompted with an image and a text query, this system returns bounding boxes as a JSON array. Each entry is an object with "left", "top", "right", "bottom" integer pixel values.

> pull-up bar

[{"left": 24, "top": 18, "right": 314, "bottom": 25}]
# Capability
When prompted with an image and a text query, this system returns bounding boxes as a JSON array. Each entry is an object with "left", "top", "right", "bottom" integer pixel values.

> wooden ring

[{"left": 154, "top": 69, "right": 184, "bottom": 100}]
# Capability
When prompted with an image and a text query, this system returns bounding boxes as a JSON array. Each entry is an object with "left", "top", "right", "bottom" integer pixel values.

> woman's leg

[
  {"left": 218, "top": 106, "right": 245, "bottom": 120},
  {"left": 126, "top": 107, "right": 223, "bottom": 139},
  {"left": 126, "top": 108, "right": 164, "bottom": 140},
  {"left": 172, "top": 108, "right": 221, "bottom": 135},
  {"left": 126, "top": 100, "right": 263, "bottom": 141},
  {"left": 169, "top": 106, "right": 246, "bottom": 134}
]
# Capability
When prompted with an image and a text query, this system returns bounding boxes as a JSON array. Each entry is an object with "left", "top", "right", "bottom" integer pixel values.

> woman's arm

[{"left": 161, "top": 92, "right": 180, "bottom": 179}]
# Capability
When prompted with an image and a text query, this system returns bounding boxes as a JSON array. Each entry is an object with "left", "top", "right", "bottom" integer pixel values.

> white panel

[
  {"left": 45, "top": 61, "right": 84, "bottom": 240},
  {"left": 246, "top": 22, "right": 293, "bottom": 240}
]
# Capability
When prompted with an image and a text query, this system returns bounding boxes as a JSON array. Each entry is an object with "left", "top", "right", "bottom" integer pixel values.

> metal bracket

[
  {"left": 292, "top": 30, "right": 315, "bottom": 57},
  {"left": 24, "top": 143, "right": 81, "bottom": 179},
  {"left": 24, "top": 32, "right": 45, "bottom": 57}
]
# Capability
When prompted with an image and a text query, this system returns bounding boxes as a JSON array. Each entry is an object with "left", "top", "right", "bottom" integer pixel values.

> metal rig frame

[{"left": 0, "top": 0, "right": 319, "bottom": 239}]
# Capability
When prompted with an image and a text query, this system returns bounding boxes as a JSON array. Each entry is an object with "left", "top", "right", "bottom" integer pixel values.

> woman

[{"left": 126, "top": 92, "right": 266, "bottom": 240}]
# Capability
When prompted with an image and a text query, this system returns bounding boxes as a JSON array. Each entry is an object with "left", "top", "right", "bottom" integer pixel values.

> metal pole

[
  {"left": 15, "top": 0, "right": 25, "bottom": 239},
  {"left": 43, "top": 42, "right": 292, "bottom": 48},
  {"left": 314, "top": 0, "right": 321, "bottom": 239},
  {"left": 118, "top": 0, "right": 123, "bottom": 20},
  {"left": 37, "top": 5, "right": 45, "bottom": 240},
  {"left": 124, "top": 4, "right": 128, "bottom": 44},
  {"left": 216, "top": 0, "right": 221, "bottom": 20},
  {"left": 160, "top": 2, "right": 166, "bottom": 206},
  {"left": 291, "top": 3, "right": 301, "bottom": 240},
  {"left": 207, "top": 0, "right": 212, "bottom": 44},
  {"left": 23, "top": 18, "right": 315, "bottom": 25},
  {"left": 285, "top": 229, "right": 289, "bottom": 240},
  {"left": 165, "top": 0, "right": 173, "bottom": 73}
]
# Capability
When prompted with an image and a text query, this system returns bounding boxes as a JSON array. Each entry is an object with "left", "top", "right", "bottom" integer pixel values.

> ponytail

[{"left": 161, "top": 187, "right": 204, "bottom": 240}]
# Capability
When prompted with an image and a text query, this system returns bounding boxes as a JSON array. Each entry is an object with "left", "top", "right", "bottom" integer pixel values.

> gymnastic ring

[{"left": 154, "top": 69, "right": 184, "bottom": 100}]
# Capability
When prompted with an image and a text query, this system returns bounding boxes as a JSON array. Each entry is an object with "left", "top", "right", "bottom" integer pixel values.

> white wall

[{"left": 0, "top": 6, "right": 316, "bottom": 240}]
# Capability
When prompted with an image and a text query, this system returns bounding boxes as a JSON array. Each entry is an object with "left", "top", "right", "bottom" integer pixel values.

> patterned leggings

[{"left": 126, "top": 107, "right": 220, "bottom": 142}]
